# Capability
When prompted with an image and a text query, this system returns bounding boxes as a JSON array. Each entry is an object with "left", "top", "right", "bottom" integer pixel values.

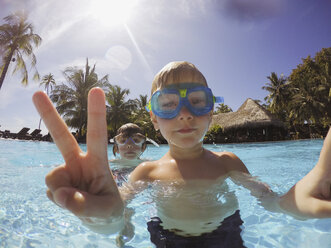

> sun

[{"left": 88, "top": 0, "right": 137, "bottom": 27}]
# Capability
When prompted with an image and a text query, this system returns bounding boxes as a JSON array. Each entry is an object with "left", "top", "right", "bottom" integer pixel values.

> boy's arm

[
  {"left": 33, "top": 88, "right": 125, "bottom": 234},
  {"left": 128, "top": 161, "right": 156, "bottom": 183},
  {"left": 279, "top": 127, "right": 331, "bottom": 218},
  {"left": 224, "top": 153, "right": 281, "bottom": 213}
]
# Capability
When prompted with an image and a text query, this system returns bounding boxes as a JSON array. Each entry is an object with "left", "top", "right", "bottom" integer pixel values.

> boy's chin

[
  {"left": 122, "top": 153, "right": 139, "bottom": 160},
  {"left": 169, "top": 139, "right": 203, "bottom": 149}
]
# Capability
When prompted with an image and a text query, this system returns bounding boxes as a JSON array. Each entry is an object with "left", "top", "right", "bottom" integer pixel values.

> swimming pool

[{"left": 0, "top": 138, "right": 330, "bottom": 247}]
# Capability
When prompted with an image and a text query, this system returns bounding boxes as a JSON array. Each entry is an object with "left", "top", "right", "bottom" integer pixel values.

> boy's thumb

[
  {"left": 53, "top": 187, "right": 75, "bottom": 208},
  {"left": 53, "top": 187, "right": 91, "bottom": 216},
  {"left": 53, "top": 187, "right": 123, "bottom": 218}
]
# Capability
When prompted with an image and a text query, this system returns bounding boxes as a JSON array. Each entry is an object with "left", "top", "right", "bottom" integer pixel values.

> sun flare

[{"left": 88, "top": 0, "right": 137, "bottom": 27}]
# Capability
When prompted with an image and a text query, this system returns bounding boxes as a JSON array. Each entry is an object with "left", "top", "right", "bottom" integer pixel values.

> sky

[{"left": 0, "top": 0, "right": 330, "bottom": 134}]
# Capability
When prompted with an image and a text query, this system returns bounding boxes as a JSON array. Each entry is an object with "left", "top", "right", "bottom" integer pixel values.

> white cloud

[
  {"left": 28, "top": 1, "right": 89, "bottom": 53},
  {"left": 0, "top": 81, "right": 40, "bottom": 133},
  {"left": 0, "top": 82, "right": 15, "bottom": 109}
]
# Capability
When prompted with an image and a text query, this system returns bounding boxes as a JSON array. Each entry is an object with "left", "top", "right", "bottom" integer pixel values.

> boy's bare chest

[{"left": 151, "top": 157, "right": 228, "bottom": 181}]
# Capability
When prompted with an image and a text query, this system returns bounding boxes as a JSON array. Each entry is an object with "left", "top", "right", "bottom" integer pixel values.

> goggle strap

[
  {"left": 145, "top": 101, "right": 152, "bottom": 112},
  {"left": 146, "top": 137, "right": 160, "bottom": 147},
  {"left": 214, "top": 96, "right": 224, "bottom": 103}
]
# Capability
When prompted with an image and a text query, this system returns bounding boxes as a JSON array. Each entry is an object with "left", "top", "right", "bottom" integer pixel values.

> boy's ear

[
  {"left": 209, "top": 111, "right": 213, "bottom": 119},
  {"left": 207, "top": 111, "right": 213, "bottom": 127},
  {"left": 150, "top": 112, "right": 160, "bottom": 131}
]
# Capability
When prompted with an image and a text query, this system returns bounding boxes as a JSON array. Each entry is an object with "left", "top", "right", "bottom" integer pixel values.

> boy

[
  {"left": 33, "top": 61, "right": 331, "bottom": 246},
  {"left": 111, "top": 123, "right": 147, "bottom": 161}
]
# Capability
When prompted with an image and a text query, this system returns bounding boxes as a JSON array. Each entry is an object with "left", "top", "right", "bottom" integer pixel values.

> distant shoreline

[{"left": 0, "top": 136, "right": 324, "bottom": 145}]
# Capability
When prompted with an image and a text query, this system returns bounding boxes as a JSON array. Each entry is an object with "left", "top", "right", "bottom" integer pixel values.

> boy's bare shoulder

[
  {"left": 212, "top": 151, "right": 250, "bottom": 174},
  {"left": 128, "top": 160, "right": 159, "bottom": 182},
  {"left": 214, "top": 151, "right": 240, "bottom": 159}
]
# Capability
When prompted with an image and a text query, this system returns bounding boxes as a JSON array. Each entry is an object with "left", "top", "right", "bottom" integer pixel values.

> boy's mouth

[
  {"left": 125, "top": 151, "right": 137, "bottom": 155},
  {"left": 177, "top": 128, "right": 196, "bottom": 133}
]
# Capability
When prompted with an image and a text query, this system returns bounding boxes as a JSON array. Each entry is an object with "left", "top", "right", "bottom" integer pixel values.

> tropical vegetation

[
  {"left": 214, "top": 103, "right": 233, "bottom": 114},
  {"left": 130, "top": 94, "right": 164, "bottom": 143},
  {"left": 262, "top": 47, "right": 331, "bottom": 136},
  {"left": 38, "top": 73, "right": 56, "bottom": 129},
  {"left": 262, "top": 72, "right": 290, "bottom": 121},
  {"left": 0, "top": 11, "right": 42, "bottom": 90},
  {"left": 47, "top": 59, "right": 161, "bottom": 142},
  {"left": 105, "top": 84, "right": 136, "bottom": 135},
  {"left": 50, "top": 59, "right": 109, "bottom": 138}
]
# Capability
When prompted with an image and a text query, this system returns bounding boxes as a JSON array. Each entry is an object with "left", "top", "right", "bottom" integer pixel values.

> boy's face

[
  {"left": 115, "top": 133, "right": 146, "bottom": 159},
  {"left": 151, "top": 80, "right": 212, "bottom": 149},
  {"left": 117, "top": 143, "right": 143, "bottom": 160}
]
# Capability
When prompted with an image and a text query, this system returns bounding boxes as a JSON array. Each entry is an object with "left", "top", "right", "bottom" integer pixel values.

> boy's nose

[
  {"left": 126, "top": 140, "right": 134, "bottom": 147},
  {"left": 177, "top": 106, "right": 193, "bottom": 121}
]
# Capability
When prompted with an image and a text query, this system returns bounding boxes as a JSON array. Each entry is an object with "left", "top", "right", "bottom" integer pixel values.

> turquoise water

[{"left": 0, "top": 138, "right": 330, "bottom": 247}]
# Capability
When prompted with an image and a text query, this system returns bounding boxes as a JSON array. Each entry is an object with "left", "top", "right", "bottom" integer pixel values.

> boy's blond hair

[{"left": 151, "top": 61, "right": 207, "bottom": 95}]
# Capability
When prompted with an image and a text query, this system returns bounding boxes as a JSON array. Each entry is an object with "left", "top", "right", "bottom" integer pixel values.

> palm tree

[
  {"left": 38, "top": 73, "right": 56, "bottom": 129},
  {"left": 50, "top": 59, "right": 109, "bottom": 138},
  {"left": 131, "top": 94, "right": 158, "bottom": 138},
  {"left": 288, "top": 81, "right": 326, "bottom": 127},
  {"left": 105, "top": 85, "right": 136, "bottom": 133},
  {"left": 0, "top": 11, "right": 42, "bottom": 90},
  {"left": 318, "top": 55, "right": 331, "bottom": 123},
  {"left": 214, "top": 103, "right": 233, "bottom": 114},
  {"left": 135, "top": 94, "right": 148, "bottom": 111},
  {"left": 262, "top": 72, "right": 291, "bottom": 120},
  {"left": 133, "top": 94, "right": 149, "bottom": 121},
  {"left": 288, "top": 49, "right": 331, "bottom": 130}
]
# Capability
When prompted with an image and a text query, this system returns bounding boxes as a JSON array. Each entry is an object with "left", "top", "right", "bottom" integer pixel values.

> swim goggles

[
  {"left": 114, "top": 133, "right": 146, "bottom": 147},
  {"left": 145, "top": 86, "right": 224, "bottom": 119}
]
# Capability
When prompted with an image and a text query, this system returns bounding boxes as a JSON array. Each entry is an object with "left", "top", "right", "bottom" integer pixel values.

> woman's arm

[
  {"left": 279, "top": 127, "right": 331, "bottom": 218},
  {"left": 228, "top": 128, "right": 331, "bottom": 219}
]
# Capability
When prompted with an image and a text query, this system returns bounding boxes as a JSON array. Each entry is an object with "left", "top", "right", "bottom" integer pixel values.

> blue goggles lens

[
  {"left": 114, "top": 134, "right": 146, "bottom": 146},
  {"left": 146, "top": 86, "right": 224, "bottom": 119}
]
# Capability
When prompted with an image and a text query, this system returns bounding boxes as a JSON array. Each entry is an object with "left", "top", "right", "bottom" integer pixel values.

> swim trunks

[
  {"left": 112, "top": 168, "right": 133, "bottom": 186},
  {"left": 147, "top": 210, "right": 245, "bottom": 248}
]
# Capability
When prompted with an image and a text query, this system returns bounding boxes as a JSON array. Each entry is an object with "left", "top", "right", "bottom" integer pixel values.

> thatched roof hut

[{"left": 211, "top": 98, "right": 284, "bottom": 131}]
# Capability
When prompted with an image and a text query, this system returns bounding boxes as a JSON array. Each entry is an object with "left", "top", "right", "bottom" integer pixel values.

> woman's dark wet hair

[{"left": 113, "top": 123, "right": 147, "bottom": 156}]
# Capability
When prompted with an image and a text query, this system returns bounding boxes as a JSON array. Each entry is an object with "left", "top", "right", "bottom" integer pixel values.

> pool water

[{"left": 0, "top": 138, "right": 330, "bottom": 247}]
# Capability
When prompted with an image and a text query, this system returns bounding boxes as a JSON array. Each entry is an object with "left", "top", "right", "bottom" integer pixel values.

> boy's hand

[
  {"left": 280, "top": 127, "right": 331, "bottom": 218},
  {"left": 33, "top": 88, "right": 123, "bottom": 219}
]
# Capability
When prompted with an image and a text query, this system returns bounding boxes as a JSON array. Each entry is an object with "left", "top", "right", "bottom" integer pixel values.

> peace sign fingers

[
  {"left": 86, "top": 88, "right": 109, "bottom": 163},
  {"left": 32, "top": 91, "right": 81, "bottom": 163}
]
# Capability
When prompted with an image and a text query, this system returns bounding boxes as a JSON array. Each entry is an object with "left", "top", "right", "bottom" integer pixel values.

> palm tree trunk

[
  {"left": 38, "top": 118, "right": 42, "bottom": 130},
  {"left": 308, "top": 123, "right": 312, "bottom": 138},
  {"left": 0, "top": 49, "right": 15, "bottom": 90}
]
